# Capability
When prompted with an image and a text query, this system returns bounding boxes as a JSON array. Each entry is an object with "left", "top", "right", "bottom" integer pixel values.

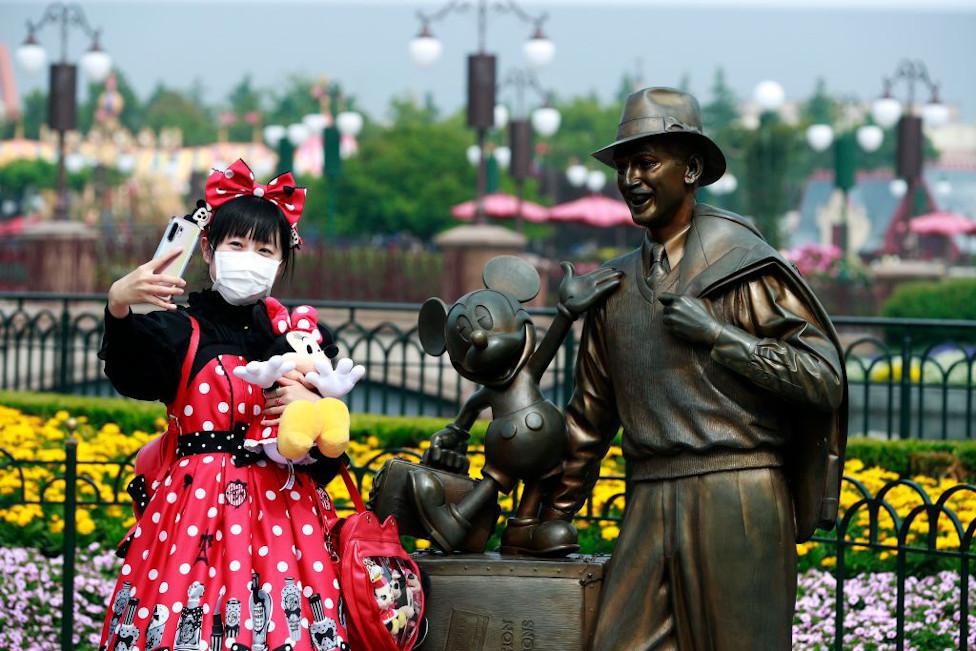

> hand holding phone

[{"left": 108, "top": 248, "right": 188, "bottom": 318}]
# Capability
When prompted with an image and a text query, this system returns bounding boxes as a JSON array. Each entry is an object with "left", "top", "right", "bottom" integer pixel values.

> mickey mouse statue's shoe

[
  {"left": 409, "top": 470, "right": 471, "bottom": 553},
  {"left": 500, "top": 517, "right": 579, "bottom": 557}
]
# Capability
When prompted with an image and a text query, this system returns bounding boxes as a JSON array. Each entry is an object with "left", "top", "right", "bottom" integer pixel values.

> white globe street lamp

[
  {"left": 871, "top": 95, "right": 902, "bottom": 129},
  {"left": 585, "top": 169, "right": 607, "bottom": 194},
  {"left": 336, "top": 111, "right": 364, "bottom": 137},
  {"left": 889, "top": 178, "right": 908, "bottom": 198},
  {"left": 935, "top": 177, "right": 952, "bottom": 198},
  {"left": 302, "top": 113, "right": 329, "bottom": 133},
  {"left": 494, "top": 104, "right": 509, "bottom": 130},
  {"left": 531, "top": 106, "right": 560, "bottom": 137},
  {"left": 263, "top": 124, "right": 286, "bottom": 147},
  {"left": 711, "top": 173, "right": 738, "bottom": 196},
  {"left": 15, "top": 34, "right": 46, "bottom": 74},
  {"left": 922, "top": 100, "right": 949, "bottom": 127},
  {"left": 566, "top": 164, "right": 587, "bottom": 188},
  {"left": 494, "top": 146, "right": 511, "bottom": 170},
  {"left": 753, "top": 80, "right": 785, "bottom": 113},
  {"left": 523, "top": 27, "right": 555, "bottom": 68},
  {"left": 466, "top": 145, "right": 481, "bottom": 167},
  {"left": 287, "top": 123, "right": 310, "bottom": 147},
  {"left": 409, "top": 24, "right": 442, "bottom": 67},
  {"left": 80, "top": 41, "right": 111, "bottom": 82},
  {"left": 856, "top": 125, "right": 884, "bottom": 152},
  {"left": 805, "top": 124, "right": 834, "bottom": 153}
]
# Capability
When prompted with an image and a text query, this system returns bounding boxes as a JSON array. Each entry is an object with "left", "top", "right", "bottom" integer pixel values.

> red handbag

[{"left": 335, "top": 463, "right": 426, "bottom": 651}]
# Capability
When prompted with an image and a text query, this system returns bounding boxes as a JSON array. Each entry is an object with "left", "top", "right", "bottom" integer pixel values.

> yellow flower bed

[{"left": 1, "top": 403, "right": 973, "bottom": 566}]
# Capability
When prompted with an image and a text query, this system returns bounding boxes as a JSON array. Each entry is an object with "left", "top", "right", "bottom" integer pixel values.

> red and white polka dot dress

[{"left": 100, "top": 350, "right": 348, "bottom": 651}]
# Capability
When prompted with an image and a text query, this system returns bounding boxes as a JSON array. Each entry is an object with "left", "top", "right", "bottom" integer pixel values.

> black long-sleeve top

[
  {"left": 99, "top": 290, "right": 347, "bottom": 483},
  {"left": 98, "top": 290, "right": 279, "bottom": 404}
]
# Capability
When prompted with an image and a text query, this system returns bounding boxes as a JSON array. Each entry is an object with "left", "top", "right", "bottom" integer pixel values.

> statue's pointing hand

[
  {"left": 557, "top": 262, "right": 624, "bottom": 318},
  {"left": 658, "top": 293, "right": 725, "bottom": 346},
  {"left": 304, "top": 357, "right": 367, "bottom": 398},
  {"left": 232, "top": 355, "right": 296, "bottom": 389}
]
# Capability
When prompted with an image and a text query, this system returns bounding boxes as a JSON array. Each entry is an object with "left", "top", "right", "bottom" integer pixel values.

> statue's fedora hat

[{"left": 592, "top": 87, "right": 726, "bottom": 187}]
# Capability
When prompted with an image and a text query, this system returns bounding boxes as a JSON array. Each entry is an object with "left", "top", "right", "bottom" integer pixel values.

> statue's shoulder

[{"left": 694, "top": 204, "right": 772, "bottom": 254}]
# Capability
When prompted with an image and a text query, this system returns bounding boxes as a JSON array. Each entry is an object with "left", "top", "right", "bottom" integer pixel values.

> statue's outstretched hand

[
  {"left": 421, "top": 425, "right": 471, "bottom": 475},
  {"left": 557, "top": 262, "right": 623, "bottom": 318},
  {"left": 304, "top": 357, "right": 367, "bottom": 398},
  {"left": 232, "top": 355, "right": 296, "bottom": 389}
]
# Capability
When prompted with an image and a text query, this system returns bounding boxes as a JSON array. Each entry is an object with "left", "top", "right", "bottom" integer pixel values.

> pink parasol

[
  {"left": 451, "top": 192, "right": 550, "bottom": 223},
  {"left": 909, "top": 211, "right": 976, "bottom": 237},
  {"left": 547, "top": 194, "right": 635, "bottom": 228}
]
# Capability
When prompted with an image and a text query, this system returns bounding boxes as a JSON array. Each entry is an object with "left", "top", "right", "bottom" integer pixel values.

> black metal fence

[
  {"left": 2, "top": 293, "right": 975, "bottom": 440},
  {"left": 2, "top": 438, "right": 973, "bottom": 650}
]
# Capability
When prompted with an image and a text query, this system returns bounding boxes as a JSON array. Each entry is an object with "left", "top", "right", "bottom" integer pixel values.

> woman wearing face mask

[{"left": 98, "top": 159, "right": 351, "bottom": 650}]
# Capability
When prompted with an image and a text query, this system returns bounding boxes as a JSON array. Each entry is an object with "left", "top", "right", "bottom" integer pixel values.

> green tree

[
  {"left": 301, "top": 97, "right": 474, "bottom": 239},
  {"left": 702, "top": 68, "right": 739, "bottom": 133},
  {"left": 142, "top": 84, "right": 216, "bottom": 145},
  {"left": 546, "top": 94, "right": 623, "bottom": 174},
  {"left": 801, "top": 78, "right": 838, "bottom": 125},
  {"left": 742, "top": 114, "right": 798, "bottom": 249},
  {"left": 226, "top": 75, "right": 263, "bottom": 142},
  {"left": 20, "top": 89, "right": 48, "bottom": 140},
  {"left": 267, "top": 76, "right": 320, "bottom": 128}
]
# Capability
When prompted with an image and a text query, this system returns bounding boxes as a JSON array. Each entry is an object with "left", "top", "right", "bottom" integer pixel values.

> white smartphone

[
  {"left": 152, "top": 216, "right": 202, "bottom": 279},
  {"left": 132, "top": 217, "right": 201, "bottom": 315}
]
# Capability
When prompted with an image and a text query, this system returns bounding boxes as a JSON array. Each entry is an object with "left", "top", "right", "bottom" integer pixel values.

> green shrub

[
  {"left": 0, "top": 391, "right": 166, "bottom": 432},
  {"left": 880, "top": 278, "right": 976, "bottom": 346},
  {"left": 0, "top": 391, "right": 485, "bottom": 446}
]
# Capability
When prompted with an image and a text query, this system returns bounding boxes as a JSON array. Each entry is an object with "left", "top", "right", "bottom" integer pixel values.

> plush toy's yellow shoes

[
  {"left": 314, "top": 397, "right": 350, "bottom": 458},
  {"left": 277, "top": 401, "right": 324, "bottom": 461}
]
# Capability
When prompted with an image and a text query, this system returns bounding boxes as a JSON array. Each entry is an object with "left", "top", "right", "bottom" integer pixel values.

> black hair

[{"left": 207, "top": 195, "right": 294, "bottom": 271}]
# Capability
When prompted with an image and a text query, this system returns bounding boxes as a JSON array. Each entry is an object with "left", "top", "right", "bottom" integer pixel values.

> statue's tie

[{"left": 647, "top": 242, "right": 667, "bottom": 290}]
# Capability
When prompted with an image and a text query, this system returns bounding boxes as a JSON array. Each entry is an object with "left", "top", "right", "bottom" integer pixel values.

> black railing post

[
  {"left": 61, "top": 435, "right": 78, "bottom": 651},
  {"left": 899, "top": 334, "right": 912, "bottom": 440},
  {"left": 58, "top": 299, "right": 71, "bottom": 392},
  {"left": 833, "top": 534, "right": 845, "bottom": 651}
]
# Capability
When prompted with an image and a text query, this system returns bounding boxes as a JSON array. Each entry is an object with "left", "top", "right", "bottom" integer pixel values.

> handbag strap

[
  {"left": 339, "top": 461, "right": 367, "bottom": 514},
  {"left": 174, "top": 315, "right": 201, "bottom": 406}
]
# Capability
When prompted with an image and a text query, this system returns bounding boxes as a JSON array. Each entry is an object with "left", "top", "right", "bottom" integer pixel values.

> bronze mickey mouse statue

[{"left": 412, "top": 255, "right": 621, "bottom": 555}]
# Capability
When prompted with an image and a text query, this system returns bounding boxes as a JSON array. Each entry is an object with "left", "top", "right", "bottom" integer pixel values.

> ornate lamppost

[
  {"left": 870, "top": 60, "right": 949, "bottom": 256},
  {"left": 409, "top": 0, "right": 555, "bottom": 223},
  {"left": 16, "top": 3, "right": 112, "bottom": 221}
]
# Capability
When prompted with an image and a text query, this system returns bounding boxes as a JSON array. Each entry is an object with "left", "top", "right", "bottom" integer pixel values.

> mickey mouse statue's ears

[
  {"left": 418, "top": 297, "right": 449, "bottom": 357},
  {"left": 482, "top": 255, "right": 540, "bottom": 304}
]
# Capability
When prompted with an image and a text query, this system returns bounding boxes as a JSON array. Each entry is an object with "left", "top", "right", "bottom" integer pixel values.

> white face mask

[{"left": 212, "top": 250, "right": 281, "bottom": 305}]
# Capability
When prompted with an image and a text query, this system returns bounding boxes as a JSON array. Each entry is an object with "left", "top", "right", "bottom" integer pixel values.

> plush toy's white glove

[
  {"left": 304, "top": 357, "right": 366, "bottom": 398},
  {"left": 232, "top": 355, "right": 296, "bottom": 389}
]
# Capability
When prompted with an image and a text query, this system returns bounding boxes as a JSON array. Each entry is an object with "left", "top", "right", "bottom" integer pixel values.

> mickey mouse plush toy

[{"left": 413, "top": 256, "right": 621, "bottom": 555}]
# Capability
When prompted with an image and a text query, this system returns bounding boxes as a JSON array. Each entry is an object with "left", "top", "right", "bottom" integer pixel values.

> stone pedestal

[
  {"left": 435, "top": 224, "right": 548, "bottom": 304},
  {"left": 16, "top": 221, "right": 98, "bottom": 293},
  {"left": 414, "top": 553, "right": 609, "bottom": 651}
]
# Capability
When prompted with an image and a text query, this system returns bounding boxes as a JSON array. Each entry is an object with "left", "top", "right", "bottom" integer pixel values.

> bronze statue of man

[{"left": 540, "top": 88, "right": 848, "bottom": 650}]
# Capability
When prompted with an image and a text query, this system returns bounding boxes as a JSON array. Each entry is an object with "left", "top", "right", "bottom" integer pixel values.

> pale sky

[{"left": 1, "top": 0, "right": 974, "bottom": 120}]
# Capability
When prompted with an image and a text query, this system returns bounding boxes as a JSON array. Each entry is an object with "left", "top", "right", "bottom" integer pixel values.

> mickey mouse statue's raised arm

[{"left": 412, "top": 255, "right": 622, "bottom": 555}]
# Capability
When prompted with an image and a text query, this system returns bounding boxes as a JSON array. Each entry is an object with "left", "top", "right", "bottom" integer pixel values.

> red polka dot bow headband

[
  {"left": 205, "top": 158, "right": 307, "bottom": 248},
  {"left": 264, "top": 297, "right": 323, "bottom": 344}
]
